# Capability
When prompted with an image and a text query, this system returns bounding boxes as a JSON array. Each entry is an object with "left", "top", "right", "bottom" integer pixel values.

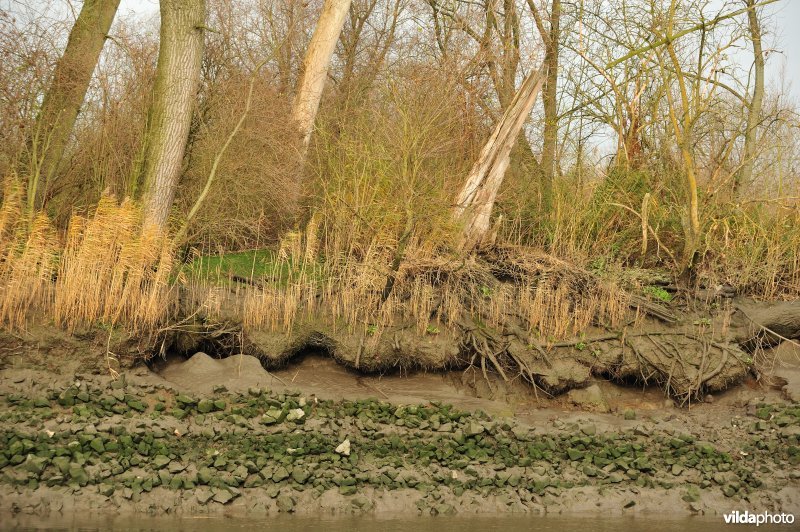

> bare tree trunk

[
  {"left": 141, "top": 0, "right": 206, "bottom": 230},
  {"left": 737, "top": 0, "right": 764, "bottom": 192},
  {"left": 28, "top": 0, "right": 121, "bottom": 211},
  {"left": 662, "top": 34, "right": 701, "bottom": 275},
  {"left": 454, "top": 67, "right": 547, "bottom": 251},
  {"left": 276, "top": 1, "right": 299, "bottom": 96},
  {"left": 291, "top": 0, "right": 352, "bottom": 152},
  {"left": 539, "top": 0, "right": 560, "bottom": 208}
]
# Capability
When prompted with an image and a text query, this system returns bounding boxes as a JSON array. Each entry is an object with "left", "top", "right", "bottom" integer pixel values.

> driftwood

[{"left": 732, "top": 301, "right": 800, "bottom": 351}]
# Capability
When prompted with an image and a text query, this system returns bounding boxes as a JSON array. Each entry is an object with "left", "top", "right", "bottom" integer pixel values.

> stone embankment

[{"left": 1, "top": 368, "right": 799, "bottom": 517}]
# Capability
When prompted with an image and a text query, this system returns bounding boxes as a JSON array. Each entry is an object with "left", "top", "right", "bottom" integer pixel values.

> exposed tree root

[{"left": 123, "top": 248, "right": 800, "bottom": 403}]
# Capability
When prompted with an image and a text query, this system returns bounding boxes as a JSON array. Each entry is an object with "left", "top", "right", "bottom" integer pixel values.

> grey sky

[{"left": 766, "top": 0, "right": 800, "bottom": 101}]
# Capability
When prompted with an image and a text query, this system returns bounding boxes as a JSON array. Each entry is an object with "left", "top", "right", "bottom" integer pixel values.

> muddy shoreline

[{"left": 1, "top": 350, "right": 799, "bottom": 521}]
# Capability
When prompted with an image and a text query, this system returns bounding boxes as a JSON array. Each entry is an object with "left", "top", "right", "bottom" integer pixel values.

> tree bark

[
  {"left": 737, "top": 0, "right": 764, "bottom": 192},
  {"left": 28, "top": 0, "right": 121, "bottom": 211},
  {"left": 663, "top": 40, "right": 701, "bottom": 274},
  {"left": 454, "top": 66, "right": 547, "bottom": 251},
  {"left": 141, "top": 0, "right": 206, "bottom": 230},
  {"left": 291, "top": 0, "right": 352, "bottom": 152},
  {"left": 538, "top": 0, "right": 560, "bottom": 209}
]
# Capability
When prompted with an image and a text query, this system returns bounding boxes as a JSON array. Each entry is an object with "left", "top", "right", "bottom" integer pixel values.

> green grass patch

[
  {"left": 182, "top": 249, "right": 317, "bottom": 286},
  {"left": 643, "top": 285, "right": 673, "bottom": 303}
]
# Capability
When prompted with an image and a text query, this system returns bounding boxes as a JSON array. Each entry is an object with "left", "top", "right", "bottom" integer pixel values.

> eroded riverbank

[{"left": 1, "top": 353, "right": 799, "bottom": 521}]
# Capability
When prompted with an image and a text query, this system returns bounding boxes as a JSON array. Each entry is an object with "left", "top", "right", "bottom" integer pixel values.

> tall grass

[
  {"left": 701, "top": 202, "right": 800, "bottom": 299},
  {"left": 0, "top": 178, "right": 175, "bottom": 331},
  {"left": 499, "top": 164, "right": 800, "bottom": 299},
  {"left": 53, "top": 195, "right": 175, "bottom": 331},
  {"left": 201, "top": 221, "right": 630, "bottom": 343}
]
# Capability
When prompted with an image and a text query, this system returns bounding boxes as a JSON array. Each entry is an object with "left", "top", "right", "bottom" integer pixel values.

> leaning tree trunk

[
  {"left": 291, "top": 0, "right": 352, "bottom": 152},
  {"left": 737, "top": 0, "right": 764, "bottom": 193},
  {"left": 453, "top": 66, "right": 547, "bottom": 251},
  {"left": 28, "top": 0, "right": 121, "bottom": 212},
  {"left": 141, "top": 0, "right": 206, "bottom": 230}
]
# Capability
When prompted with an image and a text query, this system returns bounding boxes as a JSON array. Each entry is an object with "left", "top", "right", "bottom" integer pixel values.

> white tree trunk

[
  {"left": 454, "top": 66, "right": 547, "bottom": 250},
  {"left": 141, "top": 0, "right": 205, "bottom": 230},
  {"left": 291, "top": 0, "right": 352, "bottom": 151}
]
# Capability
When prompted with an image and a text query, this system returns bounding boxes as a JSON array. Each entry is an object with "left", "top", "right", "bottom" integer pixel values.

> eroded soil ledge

[
  {"left": 4, "top": 249, "right": 799, "bottom": 405},
  {"left": 168, "top": 296, "right": 800, "bottom": 405},
  {"left": 163, "top": 249, "right": 800, "bottom": 404}
]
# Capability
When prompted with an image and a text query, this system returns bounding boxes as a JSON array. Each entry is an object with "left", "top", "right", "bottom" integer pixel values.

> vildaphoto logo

[{"left": 723, "top": 510, "right": 795, "bottom": 526}]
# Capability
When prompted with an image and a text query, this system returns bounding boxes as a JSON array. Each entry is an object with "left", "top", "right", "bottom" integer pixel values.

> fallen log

[{"left": 732, "top": 301, "right": 800, "bottom": 351}]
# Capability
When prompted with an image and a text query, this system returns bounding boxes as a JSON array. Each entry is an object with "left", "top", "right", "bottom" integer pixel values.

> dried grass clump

[
  {"left": 0, "top": 176, "right": 24, "bottom": 241},
  {"left": 54, "top": 194, "right": 175, "bottom": 331},
  {"left": 483, "top": 246, "right": 630, "bottom": 338},
  {"left": 0, "top": 179, "right": 60, "bottom": 327},
  {"left": 701, "top": 202, "right": 800, "bottom": 299},
  {"left": 239, "top": 220, "right": 629, "bottom": 344},
  {"left": 0, "top": 179, "right": 176, "bottom": 331}
]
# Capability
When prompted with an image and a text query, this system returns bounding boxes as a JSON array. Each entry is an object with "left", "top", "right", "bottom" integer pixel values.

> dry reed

[
  {"left": 0, "top": 179, "right": 175, "bottom": 331},
  {"left": 53, "top": 195, "right": 175, "bottom": 331}
]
